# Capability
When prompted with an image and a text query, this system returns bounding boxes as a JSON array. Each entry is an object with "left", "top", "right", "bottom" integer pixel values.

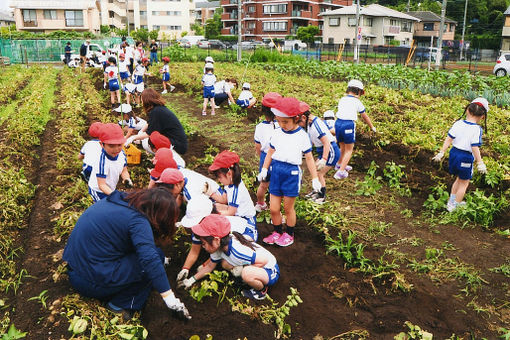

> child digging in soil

[
  {"left": 88, "top": 123, "right": 133, "bottom": 202},
  {"left": 236, "top": 83, "right": 257, "bottom": 109},
  {"left": 254, "top": 92, "right": 282, "bottom": 212},
  {"left": 115, "top": 104, "right": 147, "bottom": 139},
  {"left": 333, "top": 80, "right": 376, "bottom": 179},
  {"left": 103, "top": 57, "right": 121, "bottom": 109},
  {"left": 432, "top": 97, "right": 488, "bottom": 212},
  {"left": 202, "top": 63, "right": 216, "bottom": 116},
  {"left": 258, "top": 97, "right": 321, "bottom": 247},
  {"left": 178, "top": 214, "right": 278, "bottom": 300}
]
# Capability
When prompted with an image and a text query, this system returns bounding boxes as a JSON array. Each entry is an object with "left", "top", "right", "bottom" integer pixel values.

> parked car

[
  {"left": 207, "top": 40, "right": 227, "bottom": 49},
  {"left": 493, "top": 53, "right": 510, "bottom": 76},
  {"left": 177, "top": 39, "right": 191, "bottom": 48},
  {"left": 283, "top": 40, "right": 307, "bottom": 51},
  {"left": 231, "top": 41, "right": 256, "bottom": 50},
  {"left": 197, "top": 40, "right": 210, "bottom": 49},
  {"left": 180, "top": 35, "right": 205, "bottom": 47},
  {"left": 60, "top": 43, "right": 104, "bottom": 63},
  {"left": 414, "top": 47, "right": 439, "bottom": 62}
]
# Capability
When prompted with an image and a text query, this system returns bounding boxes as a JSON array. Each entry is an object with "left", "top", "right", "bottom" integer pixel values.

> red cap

[
  {"left": 271, "top": 97, "right": 302, "bottom": 117},
  {"left": 191, "top": 214, "right": 231, "bottom": 238},
  {"left": 157, "top": 168, "right": 184, "bottom": 184},
  {"left": 151, "top": 148, "right": 177, "bottom": 178},
  {"left": 162, "top": 56, "right": 170, "bottom": 62},
  {"left": 100, "top": 123, "right": 125, "bottom": 144},
  {"left": 119, "top": 53, "right": 125, "bottom": 58},
  {"left": 142, "top": 57, "right": 149, "bottom": 63},
  {"left": 262, "top": 92, "right": 282, "bottom": 108},
  {"left": 150, "top": 131, "right": 171, "bottom": 150},
  {"left": 88, "top": 122, "right": 103, "bottom": 138},
  {"left": 298, "top": 101, "right": 310, "bottom": 114},
  {"left": 208, "top": 150, "right": 240, "bottom": 172}
]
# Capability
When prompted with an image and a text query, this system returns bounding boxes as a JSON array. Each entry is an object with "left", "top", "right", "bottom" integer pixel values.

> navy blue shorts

[
  {"left": 316, "top": 142, "right": 341, "bottom": 167},
  {"left": 162, "top": 72, "right": 170, "bottom": 81},
  {"left": 335, "top": 119, "right": 356, "bottom": 144},
  {"left": 108, "top": 78, "right": 120, "bottom": 92},
  {"left": 236, "top": 99, "right": 250, "bottom": 108},
  {"left": 265, "top": 263, "right": 280, "bottom": 286},
  {"left": 448, "top": 147, "right": 474, "bottom": 180},
  {"left": 269, "top": 160, "right": 301, "bottom": 197},
  {"left": 203, "top": 85, "right": 215, "bottom": 98},
  {"left": 133, "top": 75, "right": 143, "bottom": 85},
  {"left": 119, "top": 72, "right": 129, "bottom": 80}
]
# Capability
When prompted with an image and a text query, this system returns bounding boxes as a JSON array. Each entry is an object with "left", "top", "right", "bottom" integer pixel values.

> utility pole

[
  {"left": 237, "top": 0, "right": 242, "bottom": 61},
  {"left": 406, "top": 0, "right": 411, "bottom": 12},
  {"left": 353, "top": 0, "right": 360, "bottom": 63},
  {"left": 126, "top": 0, "right": 130, "bottom": 35},
  {"left": 460, "top": 0, "right": 468, "bottom": 60},
  {"left": 435, "top": 0, "right": 447, "bottom": 70}
]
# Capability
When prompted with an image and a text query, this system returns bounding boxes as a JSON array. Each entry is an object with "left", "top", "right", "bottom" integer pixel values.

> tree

[
  {"left": 296, "top": 25, "right": 319, "bottom": 45},
  {"left": 100, "top": 25, "right": 111, "bottom": 35},
  {"left": 191, "top": 23, "right": 204, "bottom": 36},
  {"left": 149, "top": 29, "right": 159, "bottom": 41},
  {"left": 205, "top": 8, "right": 223, "bottom": 39},
  {"left": 131, "top": 28, "right": 149, "bottom": 42}
]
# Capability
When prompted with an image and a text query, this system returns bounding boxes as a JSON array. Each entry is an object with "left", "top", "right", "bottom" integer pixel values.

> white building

[
  {"left": 0, "top": 11, "right": 15, "bottom": 27},
  {"left": 98, "top": 0, "right": 194, "bottom": 39},
  {"left": 320, "top": 4, "right": 419, "bottom": 46}
]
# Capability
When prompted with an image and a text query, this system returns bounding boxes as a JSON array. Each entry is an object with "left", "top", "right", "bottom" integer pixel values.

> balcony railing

[
  {"left": 383, "top": 25, "right": 400, "bottom": 35},
  {"left": 23, "top": 20, "right": 38, "bottom": 27}
]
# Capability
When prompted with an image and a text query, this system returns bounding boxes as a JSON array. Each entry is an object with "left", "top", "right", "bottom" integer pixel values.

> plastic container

[{"left": 124, "top": 144, "right": 141, "bottom": 165}]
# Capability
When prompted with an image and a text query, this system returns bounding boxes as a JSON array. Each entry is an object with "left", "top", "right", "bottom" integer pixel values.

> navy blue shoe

[{"left": 242, "top": 287, "right": 268, "bottom": 300}]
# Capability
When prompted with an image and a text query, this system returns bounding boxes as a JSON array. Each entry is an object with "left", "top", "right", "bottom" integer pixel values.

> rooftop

[
  {"left": 406, "top": 11, "right": 457, "bottom": 24},
  {"left": 195, "top": 1, "right": 220, "bottom": 9},
  {"left": 321, "top": 4, "right": 420, "bottom": 21}
]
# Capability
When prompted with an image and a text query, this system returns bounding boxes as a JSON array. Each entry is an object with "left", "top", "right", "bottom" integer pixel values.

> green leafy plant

[
  {"left": 383, "top": 162, "right": 411, "bottom": 197},
  {"left": 394, "top": 321, "right": 433, "bottom": 340},
  {"left": 0, "top": 324, "right": 27, "bottom": 340},
  {"left": 355, "top": 161, "right": 382, "bottom": 196},
  {"left": 489, "top": 260, "right": 510, "bottom": 278},
  {"left": 27, "top": 289, "right": 49, "bottom": 309}
]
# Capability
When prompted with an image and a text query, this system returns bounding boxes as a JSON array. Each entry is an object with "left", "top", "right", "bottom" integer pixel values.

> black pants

[
  {"left": 128, "top": 58, "right": 134, "bottom": 74},
  {"left": 214, "top": 93, "right": 229, "bottom": 106}
]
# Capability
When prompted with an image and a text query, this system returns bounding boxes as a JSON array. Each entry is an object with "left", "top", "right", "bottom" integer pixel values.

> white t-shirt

[
  {"left": 336, "top": 95, "right": 366, "bottom": 121},
  {"left": 133, "top": 64, "right": 146, "bottom": 77},
  {"left": 120, "top": 117, "right": 147, "bottom": 131},
  {"left": 448, "top": 120, "right": 483, "bottom": 153},
  {"left": 225, "top": 216, "right": 256, "bottom": 237},
  {"left": 88, "top": 149, "right": 127, "bottom": 194},
  {"left": 123, "top": 83, "right": 136, "bottom": 94},
  {"left": 202, "top": 73, "right": 216, "bottom": 87},
  {"left": 125, "top": 46, "right": 134, "bottom": 62},
  {"left": 180, "top": 168, "right": 220, "bottom": 202},
  {"left": 238, "top": 90, "right": 253, "bottom": 101},
  {"left": 80, "top": 140, "right": 102, "bottom": 167},
  {"left": 119, "top": 60, "right": 129, "bottom": 73},
  {"left": 214, "top": 80, "right": 234, "bottom": 94},
  {"left": 270, "top": 127, "right": 312, "bottom": 165},
  {"left": 104, "top": 65, "right": 118, "bottom": 81},
  {"left": 162, "top": 64, "right": 170, "bottom": 73},
  {"left": 307, "top": 117, "right": 336, "bottom": 147},
  {"left": 254, "top": 121, "right": 279, "bottom": 153},
  {"left": 225, "top": 180, "right": 255, "bottom": 219},
  {"left": 210, "top": 237, "right": 277, "bottom": 269}
]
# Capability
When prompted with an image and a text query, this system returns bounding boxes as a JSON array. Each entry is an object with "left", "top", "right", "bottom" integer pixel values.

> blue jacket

[{"left": 63, "top": 191, "right": 170, "bottom": 293}]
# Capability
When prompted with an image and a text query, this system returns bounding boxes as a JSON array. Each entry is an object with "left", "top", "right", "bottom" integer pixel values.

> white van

[
  {"left": 181, "top": 36, "right": 205, "bottom": 47},
  {"left": 283, "top": 40, "right": 307, "bottom": 51}
]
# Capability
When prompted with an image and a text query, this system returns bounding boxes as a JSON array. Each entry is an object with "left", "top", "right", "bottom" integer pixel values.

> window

[
  {"left": 401, "top": 21, "right": 411, "bottom": 32},
  {"left": 348, "top": 17, "right": 357, "bottom": 26},
  {"left": 65, "top": 10, "right": 83, "bottom": 27},
  {"left": 247, "top": 22, "right": 255, "bottom": 29},
  {"left": 384, "top": 36, "right": 392, "bottom": 45},
  {"left": 262, "top": 21, "right": 287, "bottom": 31},
  {"left": 328, "top": 37, "right": 334, "bottom": 44},
  {"left": 140, "top": 11, "right": 147, "bottom": 16},
  {"left": 390, "top": 19, "right": 398, "bottom": 26},
  {"left": 152, "top": 11, "right": 158, "bottom": 15},
  {"left": 423, "top": 22, "right": 434, "bottom": 31},
  {"left": 364, "top": 17, "right": 372, "bottom": 27},
  {"left": 318, "top": 23, "right": 323, "bottom": 30},
  {"left": 153, "top": 25, "right": 161, "bottom": 30},
  {"left": 329, "top": 17, "right": 339, "bottom": 26},
  {"left": 109, "top": 10, "right": 115, "bottom": 18},
  {"left": 248, "top": 6, "right": 255, "bottom": 12},
  {"left": 43, "top": 10, "right": 57, "bottom": 20},
  {"left": 263, "top": 4, "right": 287, "bottom": 14},
  {"left": 22, "top": 9, "right": 37, "bottom": 24},
  {"left": 141, "top": 25, "right": 148, "bottom": 29}
]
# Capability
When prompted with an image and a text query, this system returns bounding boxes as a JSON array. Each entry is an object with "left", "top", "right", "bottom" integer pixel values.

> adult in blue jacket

[{"left": 63, "top": 188, "right": 191, "bottom": 319}]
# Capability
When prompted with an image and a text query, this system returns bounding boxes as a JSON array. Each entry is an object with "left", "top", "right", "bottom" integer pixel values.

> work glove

[
  {"left": 202, "top": 182, "right": 216, "bottom": 197},
  {"left": 372, "top": 126, "right": 377, "bottom": 133},
  {"left": 477, "top": 162, "right": 487, "bottom": 174},
  {"left": 176, "top": 268, "right": 189, "bottom": 282},
  {"left": 432, "top": 151, "right": 444, "bottom": 162},
  {"left": 103, "top": 82, "right": 107, "bottom": 89},
  {"left": 257, "top": 168, "right": 268, "bottom": 182},
  {"left": 177, "top": 276, "right": 196, "bottom": 290},
  {"left": 162, "top": 291, "right": 191, "bottom": 320},
  {"left": 124, "top": 136, "right": 135, "bottom": 147},
  {"left": 230, "top": 266, "right": 244, "bottom": 277},
  {"left": 123, "top": 178, "right": 133, "bottom": 188},
  {"left": 315, "top": 158, "right": 327, "bottom": 171},
  {"left": 312, "top": 178, "right": 322, "bottom": 192}
]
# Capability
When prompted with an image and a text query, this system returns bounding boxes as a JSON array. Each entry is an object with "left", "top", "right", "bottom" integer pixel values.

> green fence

[{"left": 0, "top": 38, "right": 134, "bottom": 64}]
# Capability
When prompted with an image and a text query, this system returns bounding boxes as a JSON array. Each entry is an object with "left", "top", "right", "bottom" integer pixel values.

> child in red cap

[
  {"left": 88, "top": 123, "right": 133, "bottom": 202},
  {"left": 132, "top": 58, "right": 151, "bottom": 107},
  {"left": 79, "top": 122, "right": 103, "bottom": 182},
  {"left": 118, "top": 53, "right": 130, "bottom": 86},
  {"left": 205, "top": 150, "right": 257, "bottom": 227},
  {"left": 104, "top": 56, "right": 121, "bottom": 109},
  {"left": 148, "top": 148, "right": 178, "bottom": 189},
  {"left": 257, "top": 97, "right": 321, "bottom": 247},
  {"left": 160, "top": 57, "right": 175, "bottom": 94},
  {"left": 178, "top": 214, "right": 279, "bottom": 300},
  {"left": 254, "top": 92, "right": 282, "bottom": 212}
]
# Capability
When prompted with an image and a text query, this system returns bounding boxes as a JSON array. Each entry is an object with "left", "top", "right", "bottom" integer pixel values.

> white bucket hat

[
  {"left": 471, "top": 97, "right": 489, "bottom": 113},
  {"left": 204, "top": 62, "right": 214, "bottom": 69},
  {"left": 180, "top": 194, "right": 213, "bottom": 228},
  {"left": 323, "top": 110, "right": 335, "bottom": 119},
  {"left": 114, "top": 103, "right": 132, "bottom": 113},
  {"left": 347, "top": 79, "right": 364, "bottom": 90},
  {"left": 242, "top": 82, "right": 251, "bottom": 90},
  {"left": 205, "top": 56, "right": 214, "bottom": 63}
]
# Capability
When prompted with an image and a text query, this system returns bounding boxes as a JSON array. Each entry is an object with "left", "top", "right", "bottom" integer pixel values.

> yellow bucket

[{"left": 124, "top": 144, "right": 141, "bottom": 165}]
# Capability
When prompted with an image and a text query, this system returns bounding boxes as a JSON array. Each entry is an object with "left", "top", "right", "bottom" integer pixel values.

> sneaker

[
  {"left": 263, "top": 231, "right": 281, "bottom": 245},
  {"left": 312, "top": 195, "right": 326, "bottom": 204},
  {"left": 345, "top": 165, "right": 353, "bottom": 172},
  {"left": 202, "top": 111, "right": 207, "bottom": 116},
  {"left": 333, "top": 170, "right": 349, "bottom": 179},
  {"left": 211, "top": 111, "right": 216, "bottom": 116},
  {"left": 170, "top": 85, "right": 175, "bottom": 92},
  {"left": 275, "top": 232, "right": 294, "bottom": 247},
  {"left": 305, "top": 190, "right": 319, "bottom": 199},
  {"left": 242, "top": 287, "right": 268, "bottom": 300},
  {"left": 164, "top": 257, "right": 171, "bottom": 266},
  {"left": 106, "top": 302, "right": 132, "bottom": 320},
  {"left": 161, "top": 90, "right": 167, "bottom": 94},
  {"left": 446, "top": 200, "right": 457, "bottom": 212},
  {"left": 254, "top": 202, "right": 268, "bottom": 212}
]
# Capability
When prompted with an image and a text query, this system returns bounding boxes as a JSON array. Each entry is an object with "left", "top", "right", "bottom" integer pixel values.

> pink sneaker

[
  {"left": 333, "top": 170, "right": 349, "bottom": 179},
  {"left": 275, "top": 232, "right": 294, "bottom": 247},
  {"left": 263, "top": 231, "right": 281, "bottom": 245},
  {"left": 334, "top": 164, "right": 352, "bottom": 171},
  {"left": 254, "top": 202, "right": 268, "bottom": 212}
]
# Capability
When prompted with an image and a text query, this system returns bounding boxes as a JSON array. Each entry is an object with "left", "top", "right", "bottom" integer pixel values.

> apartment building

[
  {"left": 220, "top": 0, "right": 352, "bottom": 41},
  {"left": 0, "top": 11, "right": 15, "bottom": 27},
  {"left": 10, "top": 0, "right": 101, "bottom": 33},
  {"left": 98, "top": 0, "right": 194, "bottom": 38},
  {"left": 500, "top": 6, "right": 510, "bottom": 51},
  {"left": 321, "top": 4, "right": 419, "bottom": 46},
  {"left": 195, "top": 1, "right": 220, "bottom": 26},
  {"left": 406, "top": 11, "right": 456, "bottom": 47}
]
